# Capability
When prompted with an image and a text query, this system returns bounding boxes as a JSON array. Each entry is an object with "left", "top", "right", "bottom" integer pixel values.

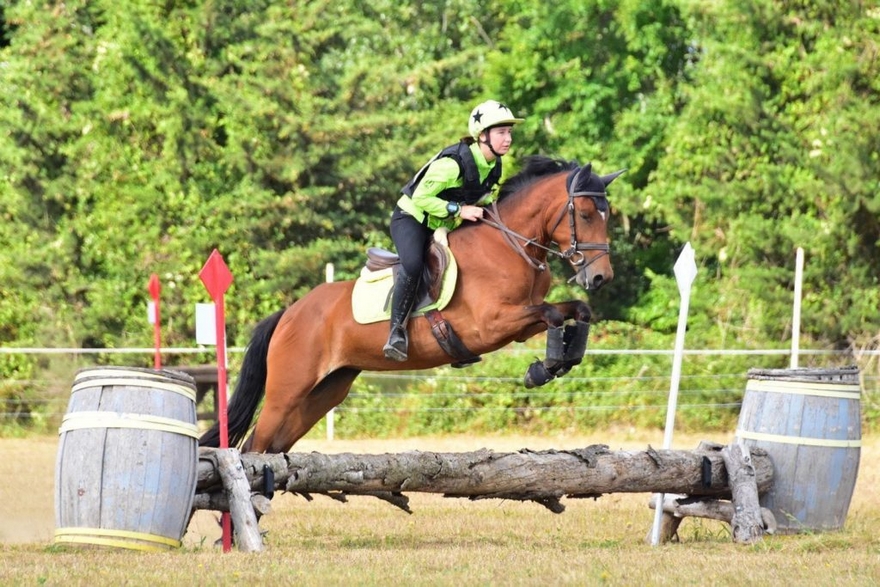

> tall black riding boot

[{"left": 383, "top": 269, "right": 420, "bottom": 361}]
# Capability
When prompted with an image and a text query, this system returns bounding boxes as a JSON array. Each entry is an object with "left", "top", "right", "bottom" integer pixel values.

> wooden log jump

[
  {"left": 194, "top": 442, "right": 773, "bottom": 552},
  {"left": 197, "top": 444, "right": 773, "bottom": 509}
]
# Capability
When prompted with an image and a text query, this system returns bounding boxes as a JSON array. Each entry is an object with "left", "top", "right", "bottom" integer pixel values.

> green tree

[
  {"left": 0, "top": 1, "right": 104, "bottom": 347},
  {"left": 2, "top": 0, "right": 879, "bottom": 358},
  {"left": 485, "top": 0, "right": 693, "bottom": 321},
  {"left": 0, "top": 0, "right": 513, "bottom": 352},
  {"left": 647, "top": 0, "right": 880, "bottom": 346}
]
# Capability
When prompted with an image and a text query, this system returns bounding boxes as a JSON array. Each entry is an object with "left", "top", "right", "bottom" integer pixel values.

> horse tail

[{"left": 198, "top": 309, "right": 286, "bottom": 448}]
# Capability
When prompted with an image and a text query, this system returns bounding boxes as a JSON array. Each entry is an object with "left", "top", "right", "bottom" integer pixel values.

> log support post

[
  {"left": 200, "top": 447, "right": 265, "bottom": 553},
  {"left": 646, "top": 441, "right": 775, "bottom": 545},
  {"left": 721, "top": 441, "right": 766, "bottom": 544}
]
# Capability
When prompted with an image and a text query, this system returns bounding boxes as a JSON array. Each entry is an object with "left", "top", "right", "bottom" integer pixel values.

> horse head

[
  {"left": 492, "top": 157, "right": 625, "bottom": 292},
  {"left": 549, "top": 163, "right": 625, "bottom": 291}
]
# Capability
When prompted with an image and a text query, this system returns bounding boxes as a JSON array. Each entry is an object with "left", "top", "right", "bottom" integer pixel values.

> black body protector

[{"left": 401, "top": 139, "right": 502, "bottom": 205}]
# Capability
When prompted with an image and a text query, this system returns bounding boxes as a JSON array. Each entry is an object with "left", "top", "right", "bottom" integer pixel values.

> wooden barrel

[
  {"left": 735, "top": 367, "right": 861, "bottom": 534},
  {"left": 55, "top": 367, "right": 200, "bottom": 551}
]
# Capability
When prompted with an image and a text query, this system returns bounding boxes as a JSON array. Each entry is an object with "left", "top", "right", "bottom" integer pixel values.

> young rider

[{"left": 383, "top": 100, "right": 524, "bottom": 361}]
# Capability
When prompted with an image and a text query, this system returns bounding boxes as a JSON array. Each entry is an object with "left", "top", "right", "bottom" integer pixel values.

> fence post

[
  {"left": 325, "top": 262, "right": 335, "bottom": 442},
  {"left": 790, "top": 247, "right": 804, "bottom": 369}
]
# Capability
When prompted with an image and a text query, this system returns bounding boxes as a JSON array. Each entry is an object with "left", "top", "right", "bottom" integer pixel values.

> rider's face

[{"left": 484, "top": 126, "right": 514, "bottom": 155}]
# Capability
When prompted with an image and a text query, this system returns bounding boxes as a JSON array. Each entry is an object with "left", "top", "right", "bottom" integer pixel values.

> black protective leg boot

[
  {"left": 383, "top": 269, "right": 420, "bottom": 361},
  {"left": 524, "top": 326, "right": 564, "bottom": 388}
]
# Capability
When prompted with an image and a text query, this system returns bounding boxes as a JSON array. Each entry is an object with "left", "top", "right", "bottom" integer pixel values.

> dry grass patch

[{"left": 1, "top": 431, "right": 879, "bottom": 586}]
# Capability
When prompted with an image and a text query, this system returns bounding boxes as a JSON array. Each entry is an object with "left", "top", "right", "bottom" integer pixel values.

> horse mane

[{"left": 498, "top": 155, "right": 580, "bottom": 201}]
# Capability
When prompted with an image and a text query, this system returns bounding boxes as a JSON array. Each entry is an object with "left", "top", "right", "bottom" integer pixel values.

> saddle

[
  {"left": 355, "top": 229, "right": 481, "bottom": 367},
  {"left": 364, "top": 228, "right": 451, "bottom": 306}
]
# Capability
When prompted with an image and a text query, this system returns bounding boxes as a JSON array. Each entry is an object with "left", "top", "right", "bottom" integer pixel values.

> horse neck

[
  {"left": 452, "top": 176, "right": 564, "bottom": 270},
  {"left": 494, "top": 175, "right": 565, "bottom": 252}
]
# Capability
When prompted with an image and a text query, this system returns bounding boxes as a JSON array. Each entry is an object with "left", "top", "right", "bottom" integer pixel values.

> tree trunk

[{"left": 196, "top": 444, "right": 772, "bottom": 514}]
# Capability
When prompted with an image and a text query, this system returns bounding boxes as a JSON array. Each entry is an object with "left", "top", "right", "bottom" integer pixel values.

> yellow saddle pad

[{"left": 351, "top": 243, "right": 458, "bottom": 325}]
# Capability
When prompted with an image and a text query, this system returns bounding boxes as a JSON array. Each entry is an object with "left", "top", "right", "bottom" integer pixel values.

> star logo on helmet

[
  {"left": 472, "top": 110, "right": 483, "bottom": 124},
  {"left": 496, "top": 102, "right": 511, "bottom": 112}
]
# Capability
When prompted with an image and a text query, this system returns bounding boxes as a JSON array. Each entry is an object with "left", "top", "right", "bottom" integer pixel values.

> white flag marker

[{"left": 650, "top": 242, "right": 697, "bottom": 546}]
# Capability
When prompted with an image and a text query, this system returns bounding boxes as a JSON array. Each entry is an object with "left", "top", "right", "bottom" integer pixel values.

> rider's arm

[{"left": 409, "top": 157, "right": 463, "bottom": 219}]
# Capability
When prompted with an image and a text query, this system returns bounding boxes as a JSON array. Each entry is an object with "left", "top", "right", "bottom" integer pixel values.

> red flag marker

[{"left": 198, "top": 249, "right": 234, "bottom": 552}]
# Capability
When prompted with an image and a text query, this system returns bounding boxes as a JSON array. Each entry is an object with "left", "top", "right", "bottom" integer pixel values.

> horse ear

[
  {"left": 601, "top": 168, "right": 627, "bottom": 187},
  {"left": 568, "top": 163, "right": 593, "bottom": 191}
]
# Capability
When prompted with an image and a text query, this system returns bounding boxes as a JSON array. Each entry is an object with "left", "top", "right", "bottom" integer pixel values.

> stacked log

[{"left": 194, "top": 443, "right": 773, "bottom": 551}]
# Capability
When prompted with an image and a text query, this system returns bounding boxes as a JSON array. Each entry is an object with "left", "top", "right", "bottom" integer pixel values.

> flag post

[
  {"left": 198, "top": 249, "right": 234, "bottom": 552},
  {"left": 650, "top": 242, "right": 697, "bottom": 546}
]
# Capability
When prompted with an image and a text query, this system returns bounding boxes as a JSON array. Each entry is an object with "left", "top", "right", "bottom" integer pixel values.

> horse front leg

[{"left": 523, "top": 301, "right": 592, "bottom": 389}]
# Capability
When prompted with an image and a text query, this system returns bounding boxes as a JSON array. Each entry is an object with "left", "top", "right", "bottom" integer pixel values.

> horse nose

[{"left": 591, "top": 270, "right": 612, "bottom": 290}]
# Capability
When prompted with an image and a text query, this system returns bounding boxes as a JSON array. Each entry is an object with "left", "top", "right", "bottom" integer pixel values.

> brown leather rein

[{"left": 481, "top": 189, "right": 610, "bottom": 273}]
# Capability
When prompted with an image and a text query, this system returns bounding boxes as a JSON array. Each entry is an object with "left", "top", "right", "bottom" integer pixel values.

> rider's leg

[
  {"left": 384, "top": 209, "right": 429, "bottom": 361},
  {"left": 383, "top": 268, "right": 421, "bottom": 361}
]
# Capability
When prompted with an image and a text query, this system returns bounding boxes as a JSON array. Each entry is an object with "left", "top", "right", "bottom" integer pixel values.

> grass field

[{"left": 1, "top": 429, "right": 878, "bottom": 586}]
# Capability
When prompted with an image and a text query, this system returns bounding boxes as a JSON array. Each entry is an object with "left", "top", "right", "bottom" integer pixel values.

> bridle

[
  {"left": 550, "top": 188, "right": 611, "bottom": 269},
  {"left": 482, "top": 182, "right": 610, "bottom": 273}
]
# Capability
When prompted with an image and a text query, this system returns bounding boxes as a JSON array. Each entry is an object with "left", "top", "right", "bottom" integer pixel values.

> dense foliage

[{"left": 1, "top": 1, "right": 879, "bottom": 431}]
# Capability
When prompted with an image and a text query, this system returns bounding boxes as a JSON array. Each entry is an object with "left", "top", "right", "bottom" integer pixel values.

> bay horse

[{"left": 200, "top": 156, "right": 624, "bottom": 453}]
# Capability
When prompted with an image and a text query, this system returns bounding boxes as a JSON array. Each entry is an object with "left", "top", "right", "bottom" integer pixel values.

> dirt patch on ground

[{"left": 0, "top": 436, "right": 58, "bottom": 543}]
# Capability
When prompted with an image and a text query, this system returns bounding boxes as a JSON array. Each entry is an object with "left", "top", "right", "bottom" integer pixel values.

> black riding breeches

[{"left": 389, "top": 207, "right": 431, "bottom": 276}]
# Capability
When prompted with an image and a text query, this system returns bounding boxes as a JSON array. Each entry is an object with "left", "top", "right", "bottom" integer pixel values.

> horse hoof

[{"left": 524, "top": 360, "right": 554, "bottom": 388}]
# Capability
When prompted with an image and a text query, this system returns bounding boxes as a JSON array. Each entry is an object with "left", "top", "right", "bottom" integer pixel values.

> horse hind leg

[
  {"left": 246, "top": 367, "right": 361, "bottom": 453},
  {"left": 271, "top": 368, "right": 361, "bottom": 452}
]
